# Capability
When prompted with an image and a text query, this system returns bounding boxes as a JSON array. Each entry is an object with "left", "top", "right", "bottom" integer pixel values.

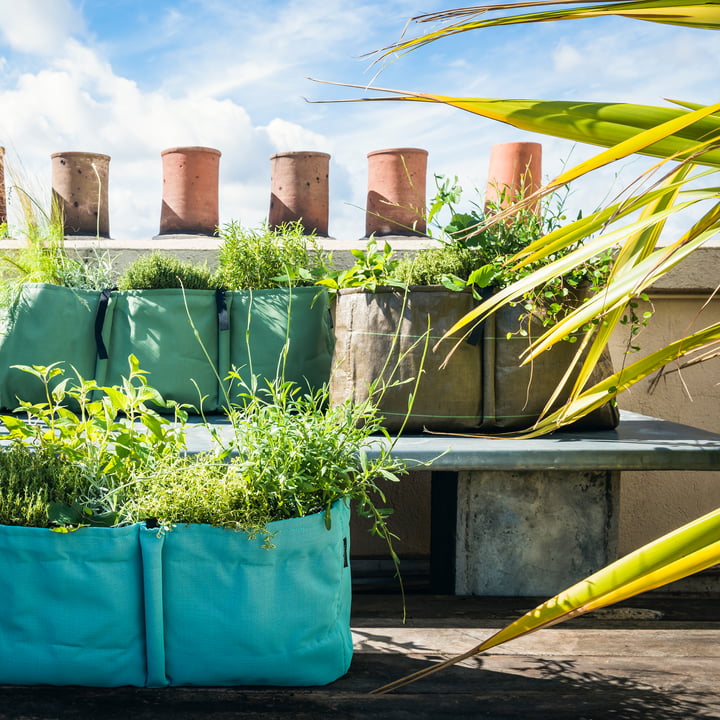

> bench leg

[
  {"left": 454, "top": 469, "right": 620, "bottom": 596},
  {"left": 430, "top": 471, "right": 458, "bottom": 594}
]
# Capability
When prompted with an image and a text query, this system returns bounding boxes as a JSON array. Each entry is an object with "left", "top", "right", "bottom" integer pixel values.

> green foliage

[
  {"left": 0, "top": 360, "right": 406, "bottom": 559},
  {"left": 215, "top": 221, "right": 329, "bottom": 290},
  {"left": 419, "top": 174, "right": 615, "bottom": 331},
  {"left": 0, "top": 444, "right": 89, "bottom": 527},
  {"left": 317, "top": 237, "right": 406, "bottom": 294},
  {"left": 0, "top": 356, "right": 189, "bottom": 528},
  {"left": 129, "top": 380, "right": 406, "bottom": 548},
  {"left": 395, "top": 243, "right": 481, "bottom": 287},
  {"left": 0, "top": 186, "right": 115, "bottom": 311},
  {"left": 118, "top": 252, "right": 215, "bottom": 290}
]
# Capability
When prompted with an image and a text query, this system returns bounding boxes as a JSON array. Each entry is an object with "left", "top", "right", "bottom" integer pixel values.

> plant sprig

[
  {"left": 417, "top": 174, "right": 615, "bottom": 334},
  {"left": 118, "top": 252, "right": 216, "bottom": 290}
]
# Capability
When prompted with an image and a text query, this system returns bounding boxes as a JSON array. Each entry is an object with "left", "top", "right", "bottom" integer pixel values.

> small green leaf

[{"left": 467, "top": 264, "right": 497, "bottom": 288}]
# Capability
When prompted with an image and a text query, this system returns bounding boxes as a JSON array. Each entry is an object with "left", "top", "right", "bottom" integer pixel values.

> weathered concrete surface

[
  {"left": 0, "top": 593, "right": 718, "bottom": 720},
  {"left": 456, "top": 470, "right": 619, "bottom": 596}
]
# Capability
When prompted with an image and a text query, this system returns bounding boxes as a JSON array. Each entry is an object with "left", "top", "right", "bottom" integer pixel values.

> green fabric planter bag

[
  {"left": 480, "top": 304, "right": 620, "bottom": 431},
  {"left": 0, "top": 524, "right": 147, "bottom": 687},
  {"left": 0, "top": 506, "right": 352, "bottom": 687},
  {"left": 225, "top": 287, "right": 334, "bottom": 404},
  {"left": 329, "top": 287, "right": 483, "bottom": 432},
  {"left": 0, "top": 283, "right": 101, "bottom": 409},
  {"left": 141, "top": 500, "right": 353, "bottom": 687},
  {"left": 98, "top": 289, "right": 222, "bottom": 411},
  {"left": 0, "top": 285, "right": 333, "bottom": 413}
]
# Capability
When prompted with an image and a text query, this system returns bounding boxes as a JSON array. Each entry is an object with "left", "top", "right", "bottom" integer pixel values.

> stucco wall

[{"left": 610, "top": 293, "right": 720, "bottom": 554}]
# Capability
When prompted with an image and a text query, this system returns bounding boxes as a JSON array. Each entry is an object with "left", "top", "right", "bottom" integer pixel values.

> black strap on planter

[
  {"left": 94, "top": 288, "right": 114, "bottom": 360},
  {"left": 216, "top": 289, "right": 229, "bottom": 331},
  {"left": 465, "top": 286, "right": 495, "bottom": 346}
]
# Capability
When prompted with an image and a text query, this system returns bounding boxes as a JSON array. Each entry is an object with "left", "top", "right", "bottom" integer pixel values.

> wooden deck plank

[{"left": 0, "top": 594, "right": 717, "bottom": 719}]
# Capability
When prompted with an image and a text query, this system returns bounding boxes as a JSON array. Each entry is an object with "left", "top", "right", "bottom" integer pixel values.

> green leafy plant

[
  {"left": 128, "top": 379, "right": 407, "bottom": 551},
  {"left": 398, "top": 175, "right": 615, "bottom": 336},
  {"left": 0, "top": 358, "right": 407, "bottom": 573},
  {"left": 0, "top": 444, "right": 90, "bottom": 527},
  {"left": 0, "top": 356, "right": 189, "bottom": 528},
  {"left": 316, "top": 237, "right": 406, "bottom": 294},
  {"left": 215, "top": 220, "right": 329, "bottom": 289},
  {"left": 118, "top": 252, "right": 216, "bottom": 290}
]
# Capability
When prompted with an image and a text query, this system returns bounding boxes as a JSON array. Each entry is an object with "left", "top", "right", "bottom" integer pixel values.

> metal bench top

[{"left": 183, "top": 410, "right": 720, "bottom": 473}]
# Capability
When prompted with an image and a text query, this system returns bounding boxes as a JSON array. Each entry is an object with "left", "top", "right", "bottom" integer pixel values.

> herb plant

[
  {"left": 406, "top": 175, "right": 615, "bottom": 333},
  {"left": 0, "top": 356, "right": 189, "bottom": 528},
  {"left": 0, "top": 185, "right": 115, "bottom": 312},
  {"left": 0, "top": 358, "right": 406, "bottom": 565},
  {"left": 118, "top": 252, "right": 216, "bottom": 290},
  {"left": 0, "top": 444, "right": 90, "bottom": 527},
  {"left": 129, "top": 379, "right": 406, "bottom": 550},
  {"left": 215, "top": 221, "right": 329, "bottom": 289}
]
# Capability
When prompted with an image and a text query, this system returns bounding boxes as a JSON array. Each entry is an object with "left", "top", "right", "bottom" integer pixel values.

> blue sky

[{"left": 0, "top": 0, "right": 718, "bottom": 241}]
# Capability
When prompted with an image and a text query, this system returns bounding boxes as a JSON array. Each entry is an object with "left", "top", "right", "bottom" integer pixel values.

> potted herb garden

[
  {"left": 326, "top": 177, "right": 618, "bottom": 433},
  {"left": 0, "top": 358, "right": 405, "bottom": 687},
  {"left": 0, "top": 220, "right": 334, "bottom": 413}
]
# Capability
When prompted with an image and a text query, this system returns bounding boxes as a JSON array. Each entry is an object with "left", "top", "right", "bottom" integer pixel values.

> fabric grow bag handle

[
  {"left": 215, "top": 289, "right": 229, "bottom": 332},
  {"left": 465, "top": 286, "right": 495, "bottom": 347},
  {"left": 94, "top": 288, "right": 115, "bottom": 360}
]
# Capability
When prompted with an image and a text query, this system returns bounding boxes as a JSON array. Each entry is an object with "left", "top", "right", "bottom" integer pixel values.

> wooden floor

[{"left": 1, "top": 592, "right": 718, "bottom": 720}]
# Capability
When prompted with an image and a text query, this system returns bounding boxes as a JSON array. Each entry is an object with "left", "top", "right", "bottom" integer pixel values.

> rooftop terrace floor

[{"left": 1, "top": 591, "right": 718, "bottom": 719}]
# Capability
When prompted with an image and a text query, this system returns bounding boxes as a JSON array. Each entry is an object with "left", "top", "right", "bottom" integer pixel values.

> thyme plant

[
  {"left": 130, "top": 380, "right": 406, "bottom": 552},
  {"left": 118, "top": 252, "right": 216, "bottom": 290}
]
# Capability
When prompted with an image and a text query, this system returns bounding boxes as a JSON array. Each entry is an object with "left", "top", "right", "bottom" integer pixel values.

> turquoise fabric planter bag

[
  {"left": 225, "top": 287, "right": 334, "bottom": 403},
  {"left": 0, "top": 524, "right": 147, "bottom": 687},
  {"left": 0, "top": 283, "right": 100, "bottom": 409},
  {"left": 141, "top": 500, "right": 353, "bottom": 687},
  {"left": 98, "top": 289, "right": 222, "bottom": 411}
]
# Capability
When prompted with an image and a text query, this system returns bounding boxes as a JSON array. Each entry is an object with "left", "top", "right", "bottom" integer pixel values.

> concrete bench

[{"left": 185, "top": 410, "right": 720, "bottom": 596}]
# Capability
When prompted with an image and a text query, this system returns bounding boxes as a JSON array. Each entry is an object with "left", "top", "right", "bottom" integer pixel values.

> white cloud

[
  {"left": 263, "top": 119, "right": 327, "bottom": 154},
  {"left": 0, "top": 0, "right": 84, "bottom": 56},
  {"left": 552, "top": 42, "right": 584, "bottom": 73},
  {"left": 0, "top": 36, "right": 285, "bottom": 238}
]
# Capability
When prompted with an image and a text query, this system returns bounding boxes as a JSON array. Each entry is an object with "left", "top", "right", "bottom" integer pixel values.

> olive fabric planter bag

[
  {"left": 98, "top": 289, "right": 222, "bottom": 411},
  {"left": 0, "top": 523, "right": 147, "bottom": 687},
  {"left": 330, "top": 287, "right": 482, "bottom": 433},
  {"left": 143, "top": 500, "right": 352, "bottom": 687},
  {"left": 0, "top": 283, "right": 101, "bottom": 409},
  {"left": 225, "top": 287, "right": 334, "bottom": 402},
  {"left": 480, "top": 304, "right": 619, "bottom": 431}
]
